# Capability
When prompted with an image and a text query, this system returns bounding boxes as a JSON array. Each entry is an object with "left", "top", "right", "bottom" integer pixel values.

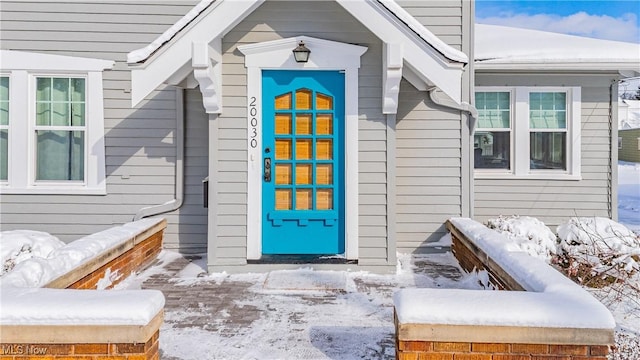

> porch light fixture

[{"left": 292, "top": 41, "right": 311, "bottom": 63}]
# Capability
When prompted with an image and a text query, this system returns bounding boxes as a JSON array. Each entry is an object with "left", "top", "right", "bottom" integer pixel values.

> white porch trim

[{"left": 238, "top": 36, "right": 367, "bottom": 260}]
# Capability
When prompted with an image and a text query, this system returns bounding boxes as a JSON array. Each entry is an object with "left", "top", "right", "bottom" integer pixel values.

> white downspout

[
  {"left": 427, "top": 86, "right": 478, "bottom": 127},
  {"left": 134, "top": 87, "right": 185, "bottom": 220}
]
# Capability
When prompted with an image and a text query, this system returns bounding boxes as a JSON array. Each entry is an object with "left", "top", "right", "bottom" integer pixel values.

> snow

[
  {"left": 618, "top": 161, "right": 640, "bottom": 234},
  {"left": 394, "top": 288, "right": 613, "bottom": 329},
  {"left": 127, "top": 0, "right": 214, "bottom": 63},
  {"left": 619, "top": 99, "right": 640, "bottom": 129},
  {"left": 0, "top": 287, "right": 164, "bottom": 326},
  {"left": 486, "top": 215, "right": 558, "bottom": 262},
  {"left": 0, "top": 217, "right": 164, "bottom": 288},
  {"left": 0, "top": 230, "right": 64, "bottom": 276},
  {"left": 475, "top": 24, "right": 640, "bottom": 66}
]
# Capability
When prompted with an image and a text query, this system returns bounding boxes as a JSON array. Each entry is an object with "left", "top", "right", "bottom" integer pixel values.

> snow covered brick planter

[
  {"left": 0, "top": 218, "right": 167, "bottom": 360},
  {"left": 393, "top": 218, "right": 615, "bottom": 360}
]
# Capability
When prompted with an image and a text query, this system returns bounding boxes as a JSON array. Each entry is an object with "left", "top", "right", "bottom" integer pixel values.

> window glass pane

[
  {"left": 0, "top": 129, "right": 7, "bottom": 181},
  {"left": 52, "top": 78, "right": 70, "bottom": 102},
  {"left": 476, "top": 92, "right": 510, "bottom": 128},
  {"left": 36, "top": 130, "right": 84, "bottom": 181},
  {"left": 37, "top": 78, "right": 51, "bottom": 101},
  {"left": 530, "top": 92, "right": 567, "bottom": 129},
  {"left": 0, "top": 77, "right": 8, "bottom": 126},
  {"left": 71, "top": 78, "right": 85, "bottom": 102},
  {"left": 474, "top": 131, "right": 510, "bottom": 169},
  {"left": 51, "top": 103, "right": 70, "bottom": 126},
  {"left": 36, "top": 103, "right": 51, "bottom": 126},
  {"left": 71, "top": 103, "right": 85, "bottom": 126},
  {"left": 530, "top": 132, "right": 566, "bottom": 170}
]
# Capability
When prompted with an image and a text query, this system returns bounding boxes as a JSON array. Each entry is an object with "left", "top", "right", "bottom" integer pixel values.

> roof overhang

[
  {"left": 1, "top": 50, "right": 114, "bottom": 72},
  {"left": 127, "top": 0, "right": 468, "bottom": 111}
]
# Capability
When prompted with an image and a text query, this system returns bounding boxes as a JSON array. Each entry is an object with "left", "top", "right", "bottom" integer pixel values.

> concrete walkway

[{"left": 134, "top": 251, "right": 478, "bottom": 360}]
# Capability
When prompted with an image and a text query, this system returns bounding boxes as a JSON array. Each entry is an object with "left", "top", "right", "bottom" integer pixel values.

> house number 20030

[{"left": 249, "top": 97, "right": 258, "bottom": 149}]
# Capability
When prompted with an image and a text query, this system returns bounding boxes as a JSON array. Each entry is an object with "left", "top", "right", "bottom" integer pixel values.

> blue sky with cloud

[{"left": 476, "top": 0, "right": 640, "bottom": 43}]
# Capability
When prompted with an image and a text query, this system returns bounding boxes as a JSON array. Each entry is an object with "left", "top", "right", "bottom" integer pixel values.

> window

[
  {"left": 1, "top": 50, "right": 112, "bottom": 194},
  {"left": 474, "top": 87, "right": 581, "bottom": 179},
  {"left": 0, "top": 76, "right": 8, "bottom": 181},
  {"left": 35, "top": 77, "right": 86, "bottom": 181},
  {"left": 474, "top": 91, "right": 511, "bottom": 170}
]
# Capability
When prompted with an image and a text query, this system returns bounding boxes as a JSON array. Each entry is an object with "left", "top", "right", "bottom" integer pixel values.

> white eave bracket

[
  {"left": 192, "top": 40, "right": 222, "bottom": 114},
  {"left": 383, "top": 43, "right": 403, "bottom": 115}
]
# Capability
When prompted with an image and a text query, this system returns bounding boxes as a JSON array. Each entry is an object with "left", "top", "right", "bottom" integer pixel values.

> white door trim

[{"left": 239, "top": 36, "right": 367, "bottom": 260}]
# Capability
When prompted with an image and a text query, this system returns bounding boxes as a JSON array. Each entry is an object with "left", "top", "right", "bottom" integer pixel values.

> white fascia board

[
  {"left": 0, "top": 50, "right": 113, "bottom": 72},
  {"left": 238, "top": 36, "right": 367, "bottom": 69},
  {"left": 129, "top": 0, "right": 264, "bottom": 107},
  {"left": 336, "top": 0, "right": 464, "bottom": 103},
  {"left": 475, "top": 61, "right": 640, "bottom": 73}
]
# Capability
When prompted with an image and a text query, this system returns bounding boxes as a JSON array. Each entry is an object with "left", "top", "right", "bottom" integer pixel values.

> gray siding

[
  {"left": 474, "top": 73, "right": 616, "bottom": 229},
  {"left": 0, "top": 1, "right": 207, "bottom": 252},
  {"left": 396, "top": 0, "right": 463, "bottom": 50},
  {"left": 395, "top": 80, "right": 463, "bottom": 253},
  {"left": 619, "top": 129, "right": 640, "bottom": 162},
  {"left": 216, "top": 0, "right": 389, "bottom": 265}
]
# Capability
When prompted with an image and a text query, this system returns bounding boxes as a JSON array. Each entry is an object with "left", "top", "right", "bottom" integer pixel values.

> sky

[{"left": 476, "top": 0, "right": 640, "bottom": 43}]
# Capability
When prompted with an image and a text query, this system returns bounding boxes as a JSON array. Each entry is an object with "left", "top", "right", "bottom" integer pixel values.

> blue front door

[{"left": 262, "top": 70, "right": 345, "bottom": 254}]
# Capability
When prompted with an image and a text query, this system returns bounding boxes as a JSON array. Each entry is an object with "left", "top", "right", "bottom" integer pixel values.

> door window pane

[
  {"left": 275, "top": 114, "right": 291, "bottom": 135},
  {"left": 316, "top": 164, "right": 332, "bottom": 185},
  {"left": 295, "top": 89, "right": 312, "bottom": 110},
  {"left": 275, "top": 189, "right": 292, "bottom": 210},
  {"left": 296, "top": 114, "right": 312, "bottom": 135},
  {"left": 275, "top": 139, "right": 291, "bottom": 160},
  {"left": 275, "top": 93, "right": 292, "bottom": 110},
  {"left": 296, "top": 139, "right": 312, "bottom": 160},
  {"left": 530, "top": 132, "right": 566, "bottom": 170},
  {"left": 296, "top": 164, "right": 312, "bottom": 185},
  {"left": 275, "top": 164, "right": 291, "bottom": 185},
  {"left": 316, "top": 93, "right": 333, "bottom": 110},
  {"left": 316, "top": 114, "right": 332, "bottom": 135},
  {"left": 316, "top": 139, "right": 332, "bottom": 160},
  {"left": 316, "top": 189, "right": 333, "bottom": 210},
  {"left": 36, "top": 130, "right": 84, "bottom": 181},
  {"left": 296, "top": 189, "right": 312, "bottom": 210}
]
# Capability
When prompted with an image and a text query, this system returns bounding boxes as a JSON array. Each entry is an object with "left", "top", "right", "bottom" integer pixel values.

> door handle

[{"left": 264, "top": 157, "right": 272, "bottom": 182}]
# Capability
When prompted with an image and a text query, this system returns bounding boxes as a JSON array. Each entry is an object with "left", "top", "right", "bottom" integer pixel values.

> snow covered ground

[{"left": 618, "top": 161, "right": 640, "bottom": 234}]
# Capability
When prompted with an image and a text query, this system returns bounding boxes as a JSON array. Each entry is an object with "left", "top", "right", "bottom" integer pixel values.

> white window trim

[
  {"left": 238, "top": 36, "right": 367, "bottom": 260},
  {"left": 475, "top": 86, "right": 581, "bottom": 180},
  {"left": 0, "top": 51, "right": 112, "bottom": 194}
]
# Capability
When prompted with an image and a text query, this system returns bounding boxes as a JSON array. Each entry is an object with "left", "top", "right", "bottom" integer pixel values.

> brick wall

[
  {"left": 0, "top": 330, "right": 159, "bottom": 360},
  {"left": 67, "top": 229, "right": 163, "bottom": 289},
  {"left": 396, "top": 339, "right": 610, "bottom": 360}
]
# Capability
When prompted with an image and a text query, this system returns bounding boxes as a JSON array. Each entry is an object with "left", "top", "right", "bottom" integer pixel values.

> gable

[{"left": 127, "top": 0, "right": 469, "bottom": 110}]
